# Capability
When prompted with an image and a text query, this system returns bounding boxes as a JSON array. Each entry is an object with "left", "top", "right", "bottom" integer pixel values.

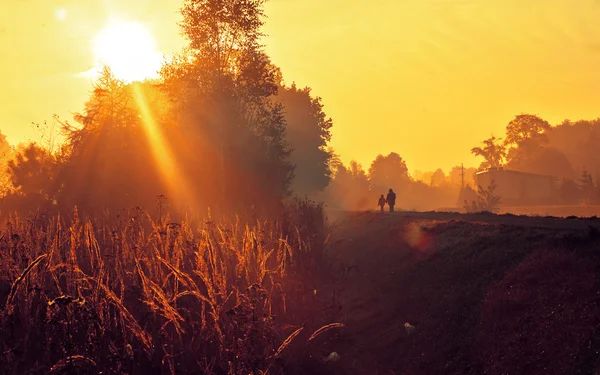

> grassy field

[
  {"left": 0, "top": 203, "right": 342, "bottom": 375},
  {"left": 3, "top": 208, "right": 600, "bottom": 374},
  {"left": 321, "top": 211, "right": 600, "bottom": 375}
]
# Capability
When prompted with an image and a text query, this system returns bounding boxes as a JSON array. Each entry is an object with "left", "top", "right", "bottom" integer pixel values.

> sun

[{"left": 92, "top": 21, "right": 162, "bottom": 82}]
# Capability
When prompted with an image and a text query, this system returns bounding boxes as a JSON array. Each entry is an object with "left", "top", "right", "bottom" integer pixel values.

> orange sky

[{"left": 1, "top": 0, "right": 600, "bottom": 173}]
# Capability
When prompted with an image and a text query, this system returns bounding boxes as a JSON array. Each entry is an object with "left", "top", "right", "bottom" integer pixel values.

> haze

[{"left": 1, "top": 0, "right": 599, "bottom": 172}]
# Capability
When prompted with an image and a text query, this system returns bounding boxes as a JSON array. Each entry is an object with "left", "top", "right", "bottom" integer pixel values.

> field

[
  {"left": 322, "top": 211, "right": 600, "bottom": 374},
  {"left": 0, "top": 203, "right": 339, "bottom": 375},
  {"left": 2, "top": 208, "right": 600, "bottom": 374}
]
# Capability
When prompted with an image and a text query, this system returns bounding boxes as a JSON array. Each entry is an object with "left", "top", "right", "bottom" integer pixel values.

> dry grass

[{"left": 0, "top": 204, "right": 336, "bottom": 375}]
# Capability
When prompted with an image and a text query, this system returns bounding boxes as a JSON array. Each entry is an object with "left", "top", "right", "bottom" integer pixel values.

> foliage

[
  {"left": 502, "top": 114, "right": 572, "bottom": 177},
  {"left": 430, "top": 168, "right": 446, "bottom": 187},
  {"left": 7, "top": 143, "right": 55, "bottom": 198},
  {"left": 559, "top": 178, "right": 581, "bottom": 205},
  {"left": 471, "top": 136, "right": 506, "bottom": 171},
  {"left": 539, "top": 118, "right": 600, "bottom": 179},
  {"left": 0, "top": 209, "right": 336, "bottom": 374},
  {"left": 161, "top": 0, "right": 294, "bottom": 213},
  {"left": 464, "top": 180, "right": 501, "bottom": 213},
  {"left": 324, "top": 160, "right": 371, "bottom": 210},
  {"left": 278, "top": 84, "right": 333, "bottom": 197},
  {"left": 368, "top": 152, "right": 410, "bottom": 192},
  {"left": 55, "top": 68, "right": 164, "bottom": 213},
  {"left": 507, "top": 146, "right": 575, "bottom": 178},
  {"left": 2, "top": 0, "right": 336, "bottom": 218},
  {"left": 504, "top": 114, "right": 551, "bottom": 147},
  {"left": 578, "top": 170, "right": 595, "bottom": 205}
]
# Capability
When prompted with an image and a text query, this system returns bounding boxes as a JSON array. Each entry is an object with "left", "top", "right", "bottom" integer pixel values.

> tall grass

[{"left": 0, "top": 201, "right": 339, "bottom": 374}]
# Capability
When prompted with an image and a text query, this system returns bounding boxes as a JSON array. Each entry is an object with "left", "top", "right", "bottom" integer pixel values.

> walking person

[
  {"left": 377, "top": 194, "right": 386, "bottom": 213},
  {"left": 386, "top": 188, "right": 396, "bottom": 212}
]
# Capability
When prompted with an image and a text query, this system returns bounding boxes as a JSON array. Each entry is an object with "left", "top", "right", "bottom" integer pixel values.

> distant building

[{"left": 475, "top": 168, "right": 560, "bottom": 206}]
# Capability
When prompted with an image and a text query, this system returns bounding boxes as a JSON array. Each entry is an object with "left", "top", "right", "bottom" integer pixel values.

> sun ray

[{"left": 132, "top": 84, "right": 198, "bottom": 212}]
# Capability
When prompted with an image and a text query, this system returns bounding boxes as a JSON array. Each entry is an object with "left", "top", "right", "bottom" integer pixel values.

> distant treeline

[{"left": 471, "top": 115, "right": 600, "bottom": 205}]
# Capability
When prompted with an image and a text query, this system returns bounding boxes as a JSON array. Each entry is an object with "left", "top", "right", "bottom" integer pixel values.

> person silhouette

[
  {"left": 386, "top": 188, "right": 396, "bottom": 212},
  {"left": 377, "top": 194, "right": 386, "bottom": 213}
]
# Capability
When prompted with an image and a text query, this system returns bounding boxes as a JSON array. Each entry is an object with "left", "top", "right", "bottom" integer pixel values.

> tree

[
  {"left": 277, "top": 84, "right": 333, "bottom": 197},
  {"left": 578, "top": 170, "right": 595, "bottom": 205},
  {"left": 504, "top": 114, "right": 551, "bottom": 147},
  {"left": 324, "top": 159, "right": 370, "bottom": 210},
  {"left": 559, "top": 178, "right": 580, "bottom": 205},
  {"left": 6, "top": 143, "right": 56, "bottom": 205},
  {"left": 546, "top": 118, "right": 600, "bottom": 180},
  {"left": 431, "top": 168, "right": 446, "bottom": 187},
  {"left": 161, "top": 0, "right": 293, "bottom": 213},
  {"left": 471, "top": 135, "right": 506, "bottom": 171},
  {"left": 507, "top": 147, "right": 575, "bottom": 179},
  {"left": 56, "top": 68, "right": 164, "bottom": 212},
  {"left": 368, "top": 152, "right": 410, "bottom": 192},
  {"left": 0, "top": 132, "right": 13, "bottom": 198}
]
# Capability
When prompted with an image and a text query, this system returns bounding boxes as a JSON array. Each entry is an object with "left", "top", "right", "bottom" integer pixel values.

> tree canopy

[{"left": 471, "top": 135, "right": 506, "bottom": 170}]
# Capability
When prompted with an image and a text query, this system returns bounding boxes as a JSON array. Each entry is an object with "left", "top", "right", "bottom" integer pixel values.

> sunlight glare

[
  {"left": 132, "top": 84, "right": 198, "bottom": 210},
  {"left": 93, "top": 21, "right": 162, "bottom": 82},
  {"left": 55, "top": 8, "right": 68, "bottom": 21}
]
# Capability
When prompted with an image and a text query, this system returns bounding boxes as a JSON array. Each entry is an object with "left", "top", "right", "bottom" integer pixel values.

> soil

[{"left": 318, "top": 211, "right": 600, "bottom": 375}]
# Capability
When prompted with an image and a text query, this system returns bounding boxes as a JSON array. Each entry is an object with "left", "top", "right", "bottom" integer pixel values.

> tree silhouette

[
  {"left": 368, "top": 152, "right": 410, "bottom": 192},
  {"left": 56, "top": 67, "right": 163, "bottom": 212},
  {"left": 503, "top": 115, "right": 552, "bottom": 166},
  {"left": 325, "top": 159, "right": 371, "bottom": 210},
  {"left": 578, "top": 170, "right": 595, "bottom": 205},
  {"left": 278, "top": 84, "right": 333, "bottom": 197},
  {"left": 559, "top": 178, "right": 581, "bottom": 205},
  {"left": 161, "top": 0, "right": 293, "bottom": 213},
  {"left": 0, "top": 132, "right": 13, "bottom": 198},
  {"left": 504, "top": 114, "right": 551, "bottom": 147},
  {"left": 7, "top": 143, "right": 56, "bottom": 204},
  {"left": 431, "top": 168, "right": 446, "bottom": 187},
  {"left": 507, "top": 147, "right": 575, "bottom": 178},
  {"left": 471, "top": 135, "right": 506, "bottom": 170},
  {"left": 547, "top": 118, "right": 600, "bottom": 180}
]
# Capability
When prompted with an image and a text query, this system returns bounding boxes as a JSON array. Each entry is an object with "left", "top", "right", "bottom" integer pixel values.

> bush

[{"left": 464, "top": 181, "right": 501, "bottom": 213}]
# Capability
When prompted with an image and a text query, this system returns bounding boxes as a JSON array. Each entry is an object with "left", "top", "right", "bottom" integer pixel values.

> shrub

[{"left": 464, "top": 180, "right": 501, "bottom": 213}]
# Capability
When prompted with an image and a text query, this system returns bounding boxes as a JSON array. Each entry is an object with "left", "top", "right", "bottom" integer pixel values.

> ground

[{"left": 318, "top": 211, "right": 600, "bottom": 375}]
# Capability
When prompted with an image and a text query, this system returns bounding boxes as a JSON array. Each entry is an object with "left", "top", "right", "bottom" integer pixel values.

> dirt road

[{"left": 321, "top": 211, "right": 600, "bottom": 375}]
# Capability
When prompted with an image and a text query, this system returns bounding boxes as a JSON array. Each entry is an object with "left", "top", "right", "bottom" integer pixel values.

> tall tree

[
  {"left": 368, "top": 152, "right": 410, "bottom": 192},
  {"left": 504, "top": 114, "right": 552, "bottom": 147},
  {"left": 278, "top": 83, "right": 333, "bottom": 197},
  {"left": 161, "top": 0, "right": 293, "bottom": 213},
  {"left": 471, "top": 135, "right": 506, "bottom": 170},
  {"left": 57, "top": 68, "right": 163, "bottom": 212},
  {"left": 546, "top": 118, "right": 600, "bottom": 179},
  {"left": 324, "top": 159, "right": 370, "bottom": 210},
  {"left": 6, "top": 143, "right": 56, "bottom": 203},
  {"left": 431, "top": 168, "right": 446, "bottom": 187},
  {"left": 578, "top": 170, "right": 595, "bottom": 205},
  {"left": 504, "top": 114, "right": 552, "bottom": 166}
]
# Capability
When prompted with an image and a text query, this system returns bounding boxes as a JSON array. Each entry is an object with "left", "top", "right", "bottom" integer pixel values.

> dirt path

[
  {"left": 328, "top": 210, "right": 600, "bottom": 230},
  {"left": 321, "top": 211, "right": 600, "bottom": 375}
]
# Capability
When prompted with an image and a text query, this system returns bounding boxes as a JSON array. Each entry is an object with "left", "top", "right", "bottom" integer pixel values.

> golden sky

[{"left": 1, "top": 0, "right": 600, "bottom": 173}]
